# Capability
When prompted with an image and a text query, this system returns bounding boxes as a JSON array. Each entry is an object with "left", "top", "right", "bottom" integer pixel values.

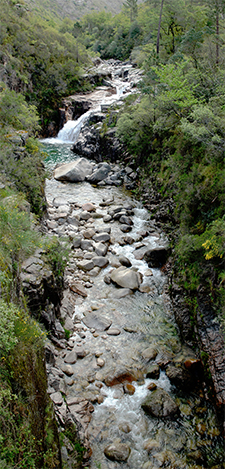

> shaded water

[{"left": 42, "top": 84, "right": 224, "bottom": 469}]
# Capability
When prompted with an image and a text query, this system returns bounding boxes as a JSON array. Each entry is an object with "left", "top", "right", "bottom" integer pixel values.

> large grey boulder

[
  {"left": 54, "top": 158, "right": 93, "bottom": 182},
  {"left": 110, "top": 266, "right": 142, "bottom": 290},
  {"left": 86, "top": 163, "right": 111, "bottom": 184},
  {"left": 141, "top": 388, "right": 179, "bottom": 419}
]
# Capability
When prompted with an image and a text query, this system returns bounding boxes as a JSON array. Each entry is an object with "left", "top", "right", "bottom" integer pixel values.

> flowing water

[{"left": 42, "top": 72, "right": 224, "bottom": 469}]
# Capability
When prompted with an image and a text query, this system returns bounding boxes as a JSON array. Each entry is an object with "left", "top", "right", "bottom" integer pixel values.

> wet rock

[
  {"left": 77, "top": 259, "right": 94, "bottom": 271},
  {"left": 165, "top": 364, "right": 197, "bottom": 391},
  {"left": 92, "top": 256, "right": 109, "bottom": 268},
  {"left": 119, "top": 215, "right": 133, "bottom": 225},
  {"left": 96, "top": 357, "right": 105, "bottom": 367},
  {"left": 82, "top": 202, "right": 96, "bottom": 212},
  {"left": 123, "top": 383, "right": 135, "bottom": 395},
  {"left": 147, "top": 383, "right": 157, "bottom": 391},
  {"left": 120, "top": 224, "right": 132, "bottom": 233},
  {"left": 64, "top": 351, "right": 77, "bottom": 364},
  {"left": 72, "top": 236, "right": 82, "bottom": 248},
  {"left": 83, "top": 312, "right": 112, "bottom": 331},
  {"left": 144, "top": 246, "right": 170, "bottom": 268},
  {"left": 72, "top": 346, "right": 87, "bottom": 359},
  {"left": 110, "top": 266, "right": 141, "bottom": 290},
  {"left": 93, "top": 232, "right": 110, "bottom": 243},
  {"left": 86, "top": 163, "right": 111, "bottom": 183},
  {"left": 143, "top": 439, "right": 161, "bottom": 453},
  {"left": 83, "top": 228, "right": 95, "bottom": 239},
  {"left": 61, "top": 364, "right": 74, "bottom": 376},
  {"left": 54, "top": 158, "right": 93, "bottom": 182},
  {"left": 107, "top": 327, "right": 121, "bottom": 336},
  {"left": 119, "top": 423, "right": 131, "bottom": 433},
  {"left": 94, "top": 242, "right": 108, "bottom": 256},
  {"left": 104, "top": 368, "right": 137, "bottom": 386},
  {"left": 104, "top": 443, "right": 131, "bottom": 462},
  {"left": 146, "top": 364, "right": 160, "bottom": 379},
  {"left": 113, "top": 288, "right": 133, "bottom": 298},
  {"left": 119, "top": 255, "right": 132, "bottom": 267},
  {"left": 104, "top": 274, "right": 111, "bottom": 284},
  {"left": 142, "top": 347, "right": 158, "bottom": 361},
  {"left": 80, "top": 212, "right": 92, "bottom": 221},
  {"left": 69, "top": 282, "right": 87, "bottom": 297},
  {"left": 141, "top": 388, "right": 179, "bottom": 418},
  {"left": 139, "top": 285, "right": 152, "bottom": 293}
]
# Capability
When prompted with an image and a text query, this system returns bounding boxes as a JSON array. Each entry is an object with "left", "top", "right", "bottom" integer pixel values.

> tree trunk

[{"left": 157, "top": 0, "right": 165, "bottom": 55}]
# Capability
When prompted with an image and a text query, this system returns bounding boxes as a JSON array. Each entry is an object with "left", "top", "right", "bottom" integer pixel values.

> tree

[
  {"left": 123, "top": 0, "right": 138, "bottom": 21},
  {"left": 157, "top": 0, "right": 165, "bottom": 54}
]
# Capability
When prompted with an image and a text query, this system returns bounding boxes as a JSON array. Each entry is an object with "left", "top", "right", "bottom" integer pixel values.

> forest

[{"left": 0, "top": 0, "right": 224, "bottom": 467}]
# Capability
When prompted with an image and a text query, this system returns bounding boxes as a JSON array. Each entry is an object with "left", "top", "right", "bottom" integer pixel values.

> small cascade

[{"left": 56, "top": 110, "right": 94, "bottom": 143}]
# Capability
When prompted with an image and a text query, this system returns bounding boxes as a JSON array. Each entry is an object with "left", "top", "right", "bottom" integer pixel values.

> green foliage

[
  {"left": 43, "top": 236, "right": 69, "bottom": 285},
  {"left": 0, "top": 301, "right": 18, "bottom": 355},
  {"left": 0, "top": 192, "right": 41, "bottom": 296},
  {"left": 0, "top": 87, "right": 40, "bottom": 133}
]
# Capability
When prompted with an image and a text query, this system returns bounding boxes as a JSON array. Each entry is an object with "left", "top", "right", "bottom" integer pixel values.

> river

[{"left": 42, "top": 65, "right": 224, "bottom": 469}]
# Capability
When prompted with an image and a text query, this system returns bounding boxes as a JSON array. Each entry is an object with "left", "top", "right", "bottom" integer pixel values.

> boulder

[
  {"left": 82, "top": 312, "right": 112, "bottom": 331},
  {"left": 92, "top": 256, "right": 109, "bottom": 268},
  {"left": 104, "top": 368, "right": 137, "bottom": 386},
  {"left": 104, "top": 443, "right": 131, "bottom": 462},
  {"left": 144, "top": 246, "right": 170, "bottom": 268},
  {"left": 86, "top": 163, "right": 111, "bottom": 184},
  {"left": 110, "top": 266, "right": 141, "bottom": 290},
  {"left": 54, "top": 158, "right": 93, "bottom": 182},
  {"left": 141, "top": 388, "right": 179, "bottom": 418}
]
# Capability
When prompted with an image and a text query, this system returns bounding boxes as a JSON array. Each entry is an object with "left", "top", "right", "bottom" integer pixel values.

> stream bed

[{"left": 41, "top": 68, "right": 224, "bottom": 468}]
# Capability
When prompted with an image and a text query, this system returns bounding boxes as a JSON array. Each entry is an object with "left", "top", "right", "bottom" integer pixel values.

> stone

[
  {"left": 83, "top": 312, "right": 112, "bottom": 331},
  {"left": 92, "top": 256, "right": 109, "bottom": 268},
  {"left": 70, "top": 282, "right": 87, "bottom": 297},
  {"left": 64, "top": 351, "right": 77, "bottom": 364},
  {"left": 120, "top": 224, "right": 132, "bottom": 233},
  {"left": 72, "top": 236, "right": 82, "bottom": 248},
  {"left": 113, "top": 288, "right": 133, "bottom": 298},
  {"left": 139, "top": 285, "right": 152, "bottom": 293},
  {"left": 119, "top": 255, "right": 132, "bottom": 267},
  {"left": 141, "top": 388, "right": 179, "bottom": 418},
  {"left": 110, "top": 266, "right": 141, "bottom": 290},
  {"left": 94, "top": 242, "right": 108, "bottom": 257},
  {"left": 104, "top": 443, "right": 131, "bottom": 462},
  {"left": 142, "top": 347, "right": 158, "bottom": 361},
  {"left": 86, "top": 163, "right": 111, "bottom": 183},
  {"left": 72, "top": 346, "right": 87, "bottom": 358},
  {"left": 54, "top": 158, "right": 93, "bottom": 182},
  {"left": 123, "top": 383, "right": 135, "bottom": 395},
  {"left": 96, "top": 357, "right": 105, "bottom": 367},
  {"left": 82, "top": 202, "right": 96, "bottom": 212},
  {"left": 83, "top": 228, "right": 95, "bottom": 239},
  {"left": 104, "top": 368, "right": 136, "bottom": 386},
  {"left": 146, "top": 364, "right": 160, "bottom": 379},
  {"left": 119, "top": 215, "right": 133, "bottom": 225},
  {"left": 144, "top": 246, "right": 170, "bottom": 268},
  {"left": 61, "top": 364, "right": 74, "bottom": 376},
  {"left": 50, "top": 391, "right": 63, "bottom": 406},
  {"left": 80, "top": 211, "right": 92, "bottom": 221},
  {"left": 107, "top": 328, "right": 121, "bottom": 336},
  {"left": 93, "top": 232, "right": 110, "bottom": 243},
  {"left": 165, "top": 364, "right": 195, "bottom": 391},
  {"left": 77, "top": 260, "right": 94, "bottom": 271}
]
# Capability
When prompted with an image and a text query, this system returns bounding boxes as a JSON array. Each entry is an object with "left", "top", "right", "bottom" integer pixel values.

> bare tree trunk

[
  {"left": 216, "top": 9, "right": 219, "bottom": 65},
  {"left": 157, "top": 0, "right": 165, "bottom": 55}
]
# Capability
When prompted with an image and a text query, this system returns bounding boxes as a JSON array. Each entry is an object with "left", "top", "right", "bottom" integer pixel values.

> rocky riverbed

[
  {"left": 21, "top": 152, "right": 224, "bottom": 468},
  {"left": 29, "top": 60, "right": 224, "bottom": 467}
]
